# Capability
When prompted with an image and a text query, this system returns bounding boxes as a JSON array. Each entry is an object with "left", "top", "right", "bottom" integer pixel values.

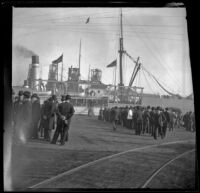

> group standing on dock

[
  {"left": 11, "top": 89, "right": 195, "bottom": 144},
  {"left": 98, "top": 106, "right": 195, "bottom": 140},
  {"left": 12, "top": 90, "right": 75, "bottom": 145}
]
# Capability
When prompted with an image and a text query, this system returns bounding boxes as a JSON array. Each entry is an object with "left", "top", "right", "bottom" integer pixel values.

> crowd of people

[
  {"left": 98, "top": 106, "right": 195, "bottom": 140},
  {"left": 12, "top": 90, "right": 75, "bottom": 145},
  {"left": 11, "top": 89, "right": 195, "bottom": 144}
]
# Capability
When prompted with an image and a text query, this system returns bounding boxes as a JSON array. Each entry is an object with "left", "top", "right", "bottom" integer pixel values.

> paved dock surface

[{"left": 10, "top": 115, "right": 196, "bottom": 190}]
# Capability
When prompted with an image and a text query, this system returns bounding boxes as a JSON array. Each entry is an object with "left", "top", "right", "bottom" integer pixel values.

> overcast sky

[{"left": 12, "top": 7, "right": 192, "bottom": 96}]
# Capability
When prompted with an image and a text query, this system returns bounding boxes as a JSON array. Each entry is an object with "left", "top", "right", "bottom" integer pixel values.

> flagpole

[
  {"left": 114, "top": 61, "right": 117, "bottom": 103},
  {"left": 57, "top": 63, "right": 59, "bottom": 82},
  {"left": 61, "top": 53, "right": 63, "bottom": 82}
]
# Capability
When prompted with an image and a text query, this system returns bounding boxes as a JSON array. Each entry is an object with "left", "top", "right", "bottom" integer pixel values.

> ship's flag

[
  {"left": 52, "top": 54, "right": 63, "bottom": 64},
  {"left": 86, "top": 17, "right": 90, "bottom": 24},
  {"left": 107, "top": 59, "right": 117, "bottom": 68}
]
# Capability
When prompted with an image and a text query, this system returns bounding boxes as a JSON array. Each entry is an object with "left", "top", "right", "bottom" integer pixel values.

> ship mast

[
  {"left": 78, "top": 39, "right": 82, "bottom": 79},
  {"left": 118, "top": 8, "right": 124, "bottom": 101}
]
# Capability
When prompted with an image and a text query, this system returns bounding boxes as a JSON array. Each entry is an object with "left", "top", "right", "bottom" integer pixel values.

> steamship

[{"left": 13, "top": 9, "right": 194, "bottom": 115}]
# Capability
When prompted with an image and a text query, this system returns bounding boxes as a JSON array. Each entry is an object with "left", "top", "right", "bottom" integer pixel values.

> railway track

[
  {"left": 141, "top": 148, "right": 195, "bottom": 188},
  {"left": 29, "top": 139, "right": 195, "bottom": 189}
]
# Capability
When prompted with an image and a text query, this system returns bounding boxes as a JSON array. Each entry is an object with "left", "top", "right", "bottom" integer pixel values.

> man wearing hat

[
  {"left": 162, "top": 107, "right": 170, "bottom": 139},
  {"left": 13, "top": 91, "right": 24, "bottom": 121},
  {"left": 136, "top": 106, "right": 143, "bottom": 135},
  {"left": 51, "top": 94, "right": 75, "bottom": 145},
  {"left": 142, "top": 106, "right": 151, "bottom": 134},
  {"left": 39, "top": 100, "right": 48, "bottom": 139},
  {"left": 110, "top": 106, "right": 119, "bottom": 131},
  {"left": 149, "top": 107, "right": 155, "bottom": 136},
  {"left": 153, "top": 107, "right": 160, "bottom": 139},
  {"left": 158, "top": 107, "right": 167, "bottom": 139},
  {"left": 30, "top": 93, "right": 41, "bottom": 139},
  {"left": 11, "top": 89, "right": 15, "bottom": 128},
  {"left": 21, "top": 91, "right": 32, "bottom": 142},
  {"left": 47, "top": 95, "right": 58, "bottom": 141},
  {"left": 12, "top": 89, "right": 15, "bottom": 103},
  {"left": 61, "top": 95, "right": 65, "bottom": 103},
  {"left": 13, "top": 90, "right": 24, "bottom": 140}
]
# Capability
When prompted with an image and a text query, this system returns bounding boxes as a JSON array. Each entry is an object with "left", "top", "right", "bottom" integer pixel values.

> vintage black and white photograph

[{"left": 4, "top": 5, "right": 196, "bottom": 191}]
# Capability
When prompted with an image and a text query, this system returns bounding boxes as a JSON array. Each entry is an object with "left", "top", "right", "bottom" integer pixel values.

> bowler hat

[
  {"left": 65, "top": 95, "right": 71, "bottom": 100},
  {"left": 31, "top": 93, "right": 39, "bottom": 99},
  {"left": 61, "top": 95, "right": 65, "bottom": 101},
  {"left": 18, "top": 90, "right": 24, "bottom": 96},
  {"left": 52, "top": 95, "right": 57, "bottom": 100},
  {"left": 23, "top": 91, "right": 31, "bottom": 98}
]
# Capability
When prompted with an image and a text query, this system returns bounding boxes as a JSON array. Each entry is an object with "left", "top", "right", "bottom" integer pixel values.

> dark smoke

[{"left": 13, "top": 45, "right": 37, "bottom": 58}]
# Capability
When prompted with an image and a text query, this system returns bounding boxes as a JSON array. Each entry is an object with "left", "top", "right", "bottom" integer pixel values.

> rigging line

[
  {"left": 136, "top": 27, "right": 184, "bottom": 89},
  {"left": 14, "top": 10, "right": 118, "bottom": 19},
  {"left": 131, "top": 33, "right": 183, "bottom": 91},
  {"left": 14, "top": 30, "right": 118, "bottom": 40},
  {"left": 14, "top": 23, "right": 184, "bottom": 38},
  {"left": 146, "top": 71, "right": 164, "bottom": 95},
  {"left": 142, "top": 65, "right": 170, "bottom": 94},
  {"left": 148, "top": 71, "right": 167, "bottom": 95},
  {"left": 123, "top": 17, "right": 183, "bottom": 89},
  {"left": 140, "top": 36, "right": 183, "bottom": 91},
  {"left": 14, "top": 25, "right": 184, "bottom": 37},
  {"left": 14, "top": 11, "right": 119, "bottom": 24},
  {"left": 14, "top": 30, "right": 183, "bottom": 42},
  {"left": 141, "top": 68, "right": 156, "bottom": 94},
  {"left": 141, "top": 66, "right": 177, "bottom": 95},
  {"left": 124, "top": 18, "right": 183, "bottom": 91},
  {"left": 135, "top": 69, "right": 139, "bottom": 88},
  {"left": 115, "top": 9, "right": 186, "bottom": 18},
  {"left": 14, "top": 17, "right": 119, "bottom": 26},
  {"left": 15, "top": 21, "right": 184, "bottom": 28},
  {"left": 138, "top": 68, "right": 141, "bottom": 87}
]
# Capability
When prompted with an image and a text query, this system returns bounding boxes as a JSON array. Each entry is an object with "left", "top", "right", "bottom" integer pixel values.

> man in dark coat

[
  {"left": 51, "top": 95, "right": 75, "bottom": 145},
  {"left": 30, "top": 93, "right": 41, "bottom": 139},
  {"left": 39, "top": 100, "right": 48, "bottom": 138},
  {"left": 13, "top": 91, "right": 24, "bottom": 126},
  {"left": 48, "top": 95, "right": 58, "bottom": 141},
  {"left": 21, "top": 91, "right": 32, "bottom": 142},
  {"left": 162, "top": 108, "right": 170, "bottom": 138},
  {"left": 11, "top": 89, "right": 15, "bottom": 129},
  {"left": 153, "top": 107, "right": 160, "bottom": 140},
  {"left": 143, "top": 106, "right": 151, "bottom": 134},
  {"left": 13, "top": 91, "right": 24, "bottom": 141},
  {"left": 149, "top": 107, "right": 155, "bottom": 136},
  {"left": 110, "top": 106, "right": 119, "bottom": 131},
  {"left": 132, "top": 107, "right": 138, "bottom": 132},
  {"left": 136, "top": 106, "right": 143, "bottom": 135},
  {"left": 103, "top": 107, "right": 106, "bottom": 122},
  {"left": 98, "top": 108, "right": 103, "bottom": 120},
  {"left": 123, "top": 106, "right": 129, "bottom": 128},
  {"left": 159, "top": 108, "right": 167, "bottom": 139}
]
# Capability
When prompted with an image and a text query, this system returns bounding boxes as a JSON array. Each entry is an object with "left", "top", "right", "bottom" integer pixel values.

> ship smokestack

[
  {"left": 32, "top": 55, "right": 39, "bottom": 64},
  {"left": 26, "top": 55, "right": 40, "bottom": 90}
]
